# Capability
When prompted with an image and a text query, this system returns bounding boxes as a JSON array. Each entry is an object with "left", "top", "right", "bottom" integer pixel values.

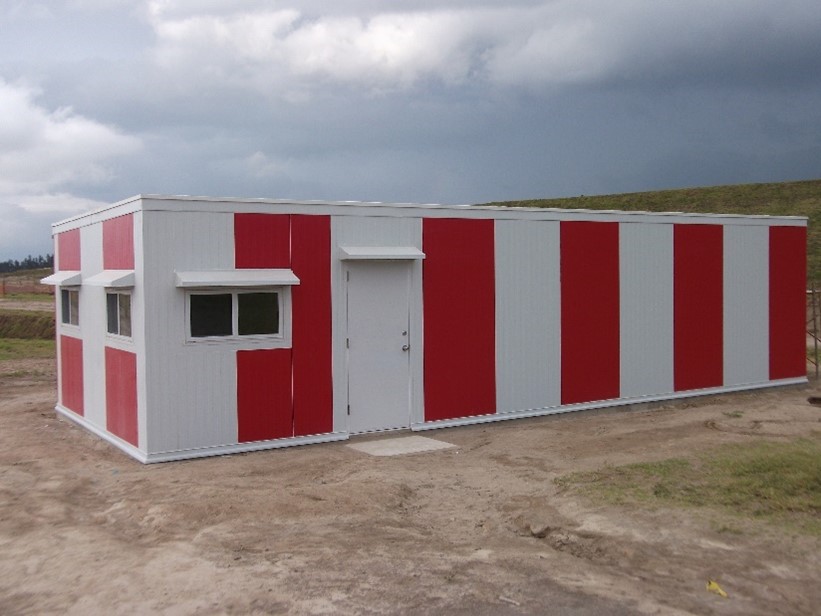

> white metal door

[{"left": 346, "top": 261, "right": 412, "bottom": 434}]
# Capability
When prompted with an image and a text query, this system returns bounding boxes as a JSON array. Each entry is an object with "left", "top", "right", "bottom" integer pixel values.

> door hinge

[
  {"left": 346, "top": 271, "right": 350, "bottom": 281},
  {"left": 347, "top": 404, "right": 351, "bottom": 415},
  {"left": 346, "top": 338, "right": 350, "bottom": 348}
]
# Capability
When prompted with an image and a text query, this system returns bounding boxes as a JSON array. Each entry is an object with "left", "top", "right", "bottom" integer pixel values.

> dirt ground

[{"left": 1, "top": 358, "right": 820, "bottom": 616}]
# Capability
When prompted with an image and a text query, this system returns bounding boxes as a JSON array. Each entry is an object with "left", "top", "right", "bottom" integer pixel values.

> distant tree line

[{"left": 0, "top": 254, "right": 54, "bottom": 273}]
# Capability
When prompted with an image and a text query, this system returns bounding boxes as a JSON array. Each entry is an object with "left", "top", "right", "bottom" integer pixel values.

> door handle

[{"left": 402, "top": 344, "right": 410, "bottom": 351}]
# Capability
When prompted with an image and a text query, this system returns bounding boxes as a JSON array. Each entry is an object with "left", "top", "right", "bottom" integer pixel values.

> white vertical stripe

[
  {"left": 495, "top": 220, "right": 561, "bottom": 412},
  {"left": 142, "top": 210, "right": 237, "bottom": 453},
  {"left": 619, "top": 223, "right": 674, "bottom": 398},
  {"left": 79, "top": 222, "right": 106, "bottom": 428},
  {"left": 331, "top": 216, "right": 424, "bottom": 430},
  {"left": 724, "top": 225, "right": 769, "bottom": 385}
]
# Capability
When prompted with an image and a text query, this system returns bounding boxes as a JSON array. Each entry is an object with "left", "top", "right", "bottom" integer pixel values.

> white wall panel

[
  {"left": 142, "top": 211, "right": 237, "bottom": 453},
  {"left": 78, "top": 222, "right": 106, "bottom": 428},
  {"left": 724, "top": 225, "right": 769, "bottom": 385},
  {"left": 495, "top": 220, "right": 561, "bottom": 412},
  {"left": 331, "top": 216, "right": 424, "bottom": 429},
  {"left": 619, "top": 223, "right": 674, "bottom": 398}
]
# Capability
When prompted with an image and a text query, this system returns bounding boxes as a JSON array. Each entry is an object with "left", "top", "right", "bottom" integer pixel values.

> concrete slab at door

[{"left": 346, "top": 262, "right": 411, "bottom": 434}]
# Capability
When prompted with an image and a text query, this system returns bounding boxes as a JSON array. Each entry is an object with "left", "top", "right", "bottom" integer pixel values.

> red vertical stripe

[
  {"left": 769, "top": 226, "right": 807, "bottom": 379},
  {"left": 237, "top": 349, "right": 293, "bottom": 442},
  {"left": 674, "top": 224, "right": 723, "bottom": 391},
  {"left": 103, "top": 214, "right": 134, "bottom": 269},
  {"left": 235, "top": 213, "right": 291, "bottom": 268},
  {"left": 105, "top": 347, "right": 138, "bottom": 446},
  {"left": 560, "top": 221, "right": 620, "bottom": 404},
  {"left": 60, "top": 335, "right": 84, "bottom": 415},
  {"left": 58, "top": 229, "right": 81, "bottom": 271},
  {"left": 291, "top": 215, "right": 333, "bottom": 436},
  {"left": 423, "top": 218, "right": 496, "bottom": 421}
]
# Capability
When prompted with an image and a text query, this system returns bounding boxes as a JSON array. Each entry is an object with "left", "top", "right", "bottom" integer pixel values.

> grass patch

[
  {"left": 1, "top": 267, "right": 52, "bottom": 280},
  {"left": 483, "top": 179, "right": 821, "bottom": 283},
  {"left": 0, "top": 310, "right": 55, "bottom": 339},
  {"left": 1, "top": 293, "right": 54, "bottom": 303},
  {"left": 555, "top": 439, "right": 821, "bottom": 535},
  {"left": 0, "top": 338, "right": 56, "bottom": 360}
]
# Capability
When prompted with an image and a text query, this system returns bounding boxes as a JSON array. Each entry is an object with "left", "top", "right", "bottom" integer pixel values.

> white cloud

[
  {"left": 0, "top": 78, "right": 141, "bottom": 259},
  {"left": 0, "top": 78, "right": 141, "bottom": 197},
  {"left": 144, "top": 0, "right": 821, "bottom": 93}
]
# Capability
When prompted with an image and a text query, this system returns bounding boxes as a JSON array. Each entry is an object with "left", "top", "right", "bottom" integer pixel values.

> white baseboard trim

[{"left": 411, "top": 377, "right": 808, "bottom": 431}]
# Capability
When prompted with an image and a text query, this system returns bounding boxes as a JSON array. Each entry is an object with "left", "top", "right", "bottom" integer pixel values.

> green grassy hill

[{"left": 482, "top": 179, "right": 820, "bottom": 284}]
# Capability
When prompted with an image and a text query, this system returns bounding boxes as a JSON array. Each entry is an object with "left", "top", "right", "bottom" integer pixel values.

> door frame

[
  {"left": 344, "top": 260, "right": 412, "bottom": 434},
  {"left": 333, "top": 253, "right": 425, "bottom": 435}
]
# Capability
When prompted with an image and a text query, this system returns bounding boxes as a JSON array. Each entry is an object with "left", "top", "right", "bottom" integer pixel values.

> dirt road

[{"left": 1, "top": 359, "right": 819, "bottom": 615}]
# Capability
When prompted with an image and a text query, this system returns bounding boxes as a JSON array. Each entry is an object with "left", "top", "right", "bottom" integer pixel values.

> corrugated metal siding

[
  {"left": 291, "top": 215, "right": 334, "bottom": 436},
  {"left": 619, "top": 223, "right": 674, "bottom": 398},
  {"left": 237, "top": 348, "right": 293, "bottom": 441},
  {"left": 423, "top": 218, "right": 496, "bottom": 421},
  {"left": 142, "top": 211, "right": 237, "bottom": 453},
  {"left": 60, "top": 335, "right": 84, "bottom": 415},
  {"left": 769, "top": 226, "right": 808, "bottom": 379},
  {"left": 674, "top": 224, "right": 724, "bottom": 391},
  {"left": 57, "top": 228, "right": 81, "bottom": 271},
  {"left": 724, "top": 225, "right": 769, "bottom": 386},
  {"left": 105, "top": 346, "right": 138, "bottom": 446},
  {"left": 235, "top": 213, "right": 290, "bottom": 268},
  {"left": 103, "top": 214, "right": 134, "bottom": 270},
  {"left": 495, "top": 220, "right": 561, "bottom": 412},
  {"left": 560, "top": 221, "right": 620, "bottom": 404}
]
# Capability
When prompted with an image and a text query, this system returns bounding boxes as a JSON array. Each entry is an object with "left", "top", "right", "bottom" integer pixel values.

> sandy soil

[{"left": 1, "top": 359, "right": 820, "bottom": 615}]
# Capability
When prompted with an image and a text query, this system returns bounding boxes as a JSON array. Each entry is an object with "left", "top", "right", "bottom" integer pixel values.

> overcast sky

[{"left": 2, "top": 0, "right": 821, "bottom": 260}]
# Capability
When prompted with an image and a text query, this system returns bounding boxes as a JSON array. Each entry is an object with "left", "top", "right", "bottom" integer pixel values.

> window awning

[
  {"left": 175, "top": 269, "right": 300, "bottom": 288},
  {"left": 85, "top": 270, "right": 135, "bottom": 288},
  {"left": 40, "top": 271, "right": 82, "bottom": 286},
  {"left": 340, "top": 246, "right": 426, "bottom": 260}
]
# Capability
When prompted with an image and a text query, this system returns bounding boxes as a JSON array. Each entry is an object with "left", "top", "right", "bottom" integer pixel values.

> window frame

[
  {"left": 106, "top": 291, "right": 132, "bottom": 339},
  {"left": 184, "top": 287, "right": 291, "bottom": 347},
  {"left": 60, "top": 288, "right": 80, "bottom": 327}
]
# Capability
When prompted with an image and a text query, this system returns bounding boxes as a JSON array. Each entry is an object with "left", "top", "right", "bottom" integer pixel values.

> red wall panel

[
  {"left": 60, "top": 335, "right": 84, "bottom": 415},
  {"left": 560, "top": 221, "right": 620, "bottom": 404},
  {"left": 237, "top": 349, "right": 293, "bottom": 442},
  {"left": 674, "top": 224, "right": 723, "bottom": 391},
  {"left": 423, "top": 218, "right": 496, "bottom": 421},
  {"left": 103, "top": 214, "right": 134, "bottom": 270},
  {"left": 291, "top": 215, "right": 333, "bottom": 436},
  {"left": 105, "top": 347, "right": 138, "bottom": 446},
  {"left": 769, "top": 226, "right": 807, "bottom": 379},
  {"left": 235, "top": 213, "right": 291, "bottom": 268},
  {"left": 57, "top": 229, "right": 81, "bottom": 271}
]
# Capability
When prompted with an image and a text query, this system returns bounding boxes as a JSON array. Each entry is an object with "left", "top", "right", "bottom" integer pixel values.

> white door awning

[
  {"left": 175, "top": 269, "right": 300, "bottom": 288},
  {"left": 340, "top": 246, "right": 426, "bottom": 260},
  {"left": 40, "top": 271, "right": 82, "bottom": 286},
  {"left": 85, "top": 270, "right": 135, "bottom": 288}
]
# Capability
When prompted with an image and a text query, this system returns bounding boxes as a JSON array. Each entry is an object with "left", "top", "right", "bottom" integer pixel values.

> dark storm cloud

[{"left": 1, "top": 1, "right": 820, "bottom": 259}]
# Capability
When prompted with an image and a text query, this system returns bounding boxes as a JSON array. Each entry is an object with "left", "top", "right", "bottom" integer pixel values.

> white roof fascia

[
  {"left": 84, "top": 270, "right": 136, "bottom": 288},
  {"left": 40, "top": 271, "right": 82, "bottom": 286},
  {"left": 175, "top": 269, "right": 300, "bottom": 288},
  {"left": 340, "top": 246, "right": 426, "bottom": 260}
]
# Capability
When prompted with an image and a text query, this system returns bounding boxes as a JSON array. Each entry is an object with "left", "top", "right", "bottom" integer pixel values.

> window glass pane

[
  {"left": 190, "top": 294, "right": 232, "bottom": 337},
  {"left": 69, "top": 290, "right": 79, "bottom": 326},
  {"left": 119, "top": 294, "right": 131, "bottom": 337},
  {"left": 238, "top": 292, "right": 279, "bottom": 335},
  {"left": 107, "top": 293, "right": 119, "bottom": 334},
  {"left": 61, "top": 289, "right": 71, "bottom": 324}
]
